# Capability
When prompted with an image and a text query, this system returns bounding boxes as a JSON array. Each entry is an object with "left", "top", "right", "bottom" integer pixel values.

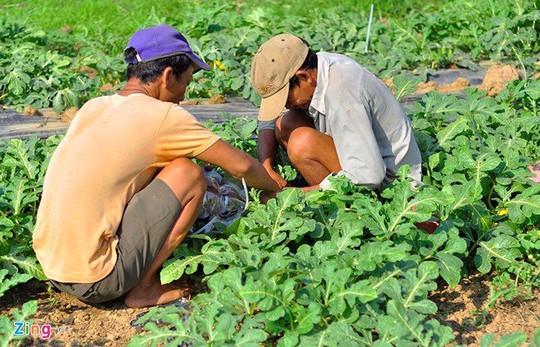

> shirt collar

[{"left": 309, "top": 52, "right": 357, "bottom": 116}]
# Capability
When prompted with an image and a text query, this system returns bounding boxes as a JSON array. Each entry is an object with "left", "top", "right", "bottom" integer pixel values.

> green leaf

[
  {"left": 331, "top": 218, "right": 364, "bottom": 254},
  {"left": 293, "top": 302, "right": 322, "bottom": 335},
  {"left": 277, "top": 331, "right": 299, "bottom": 347},
  {"left": 533, "top": 328, "right": 540, "bottom": 347},
  {"left": 0, "top": 269, "right": 32, "bottom": 298},
  {"left": 506, "top": 187, "right": 540, "bottom": 224},
  {"left": 428, "top": 152, "right": 444, "bottom": 171},
  {"left": 326, "top": 279, "right": 378, "bottom": 316},
  {"left": 298, "top": 321, "right": 365, "bottom": 347},
  {"left": 270, "top": 189, "right": 305, "bottom": 239},
  {"left": 383, "top": 185, "right": 440, "bottom": 234},
  {"left": 296, "top": 326, "right": 334, "bottom": 347},
  {"left": 435, "top": 252, "right": 463, "bottom": 287},
  {"left": 233, "top": 317, "right": 268, "bottom": 346},
  {"left": 0, "top": 255, "right": 47, "bottom": 281},
  {"left": 437, "top": 116, "right": 469, "bottom": 150},
  {"left": 480, "top": 331, "right": 527, "bottom": 347},
  {"left": 0, "top": 300, "right": 38, "bottom": 347},
  {"left": 240, "top": 121, "right": 257, "bottom": 139},
  {"left": 381, "top": 262, "right": 439, "bottom": 315},
  {"left": 127, "top": 305, "right": 198, "bottom": 347},
  {"left": 206, "top": 268, "right": 252, "bottom": 315},
  {"left": 441, "top": 181, "right": 482, "bottom": 218},
  {"left": 475, "top": 235, "right": 521, "bottom": 274},
  {"left": 383, "top": 300, "right": 430, "bottom": 346},
  {"left": 160, "top": 245, "right": 231, "bottom": 284}
]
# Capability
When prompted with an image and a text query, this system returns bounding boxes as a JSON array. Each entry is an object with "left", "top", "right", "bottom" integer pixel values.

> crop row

[
  {"left": 122, "top": 80, "right": 540, "bottom": 346},
  {"left": 1, "top": 0, "right": 539, "bottom": 112},
  {"left": 2, "top": 80, "right": 538, "bottom": 345}
]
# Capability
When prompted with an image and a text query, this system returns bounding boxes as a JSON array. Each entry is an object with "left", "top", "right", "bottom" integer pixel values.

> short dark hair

[
  {"left": 289, "top": 39, "right": 318, "bottom": 88},
  {"left": 124, "top": 47, "right": 193, "bottom": 83}
]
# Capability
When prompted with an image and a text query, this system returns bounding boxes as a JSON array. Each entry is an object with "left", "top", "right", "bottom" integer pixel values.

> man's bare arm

[
  {"left": 196, "top": 139, "right": 281, "bottom": 193},
  {"left": 258, "top": 129, "right": 287, "bottom": 189}
]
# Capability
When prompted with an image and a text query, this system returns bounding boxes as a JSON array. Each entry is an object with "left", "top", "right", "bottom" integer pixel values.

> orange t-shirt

[{"left": 32, "top": 93, "right": 220, "bottom": 283}]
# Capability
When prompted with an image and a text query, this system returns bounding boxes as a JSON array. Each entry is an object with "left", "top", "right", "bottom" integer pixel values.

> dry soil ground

[{"left": 1, "top": 272, "right": 538, "bottom": 346}]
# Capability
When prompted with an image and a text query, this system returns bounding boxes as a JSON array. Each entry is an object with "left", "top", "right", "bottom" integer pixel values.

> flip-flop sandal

[
  {"left": 129, "top": 298, "right": 192, "bottom": 328},
  {"left": 129, "top": 311, "right": 157, "bottom": 328}
]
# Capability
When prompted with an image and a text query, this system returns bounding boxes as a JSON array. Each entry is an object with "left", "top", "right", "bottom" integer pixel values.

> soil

[
  {"left": 79, "top": 66, "right": 98, "bottom": 80},
  {"left": 415, "top": 77, "right": 471, "bottom": 94},
  {"left": 432, "top": 274, "right": 540, "bottom": 346},
  {"left": 385, "top": 64, "right": 523, "bottom": 98},
  {"left": 59, "top": 107, "right": 79, "bottom": 123},
  {"left": 385, "top": 75, "right": 473, "bottom": 96},
  {"left": 23, "top": 107, "right": 42, "bottom": 117},
  {"left": 1, "top": 273, "right": 537, "bottom": 346},
  {"left": 479, "top": 64, "right": 523, "bottom": 97},
  {"left": 99, "top": 83, "right": 116, "bottom": 93},
  {"left": 0, "top": 273, "right": 208, "bottom": 347}
]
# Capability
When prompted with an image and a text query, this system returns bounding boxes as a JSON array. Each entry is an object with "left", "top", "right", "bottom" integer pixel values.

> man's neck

[{"left": 119, "top": 79, "right": 156, "bottom": 98}]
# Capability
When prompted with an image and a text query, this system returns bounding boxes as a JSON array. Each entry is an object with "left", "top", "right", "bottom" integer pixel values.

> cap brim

[
  {"left": 187, "top": 52, "right": 211, "bottom": 71},
  {"left": 258, "top": 83, "right": 289, "bottom": 121}
]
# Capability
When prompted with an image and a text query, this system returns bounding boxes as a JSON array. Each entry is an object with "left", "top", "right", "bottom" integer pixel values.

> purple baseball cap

[{"left": 124, "top": 24, "right": 211, "bottom": 71}]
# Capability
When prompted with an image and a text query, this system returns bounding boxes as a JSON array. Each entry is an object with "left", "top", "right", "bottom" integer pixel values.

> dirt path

[
  {"left": 1, "top": 280, "right": 145, "bottom": 346},
  {"left": 432, "top": 274, "right": 539, "bottom": 345},
  {"left": 1, "top": 273, "right": 538, "bottom": 346}
]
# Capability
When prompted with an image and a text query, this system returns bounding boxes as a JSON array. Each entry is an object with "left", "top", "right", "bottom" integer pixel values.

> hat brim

[
  {"left": 258, "top": 83, "right": 289, "bottom": 121},
  {"left": 187, "top": 52, "right": 211, "bottom": 72}
]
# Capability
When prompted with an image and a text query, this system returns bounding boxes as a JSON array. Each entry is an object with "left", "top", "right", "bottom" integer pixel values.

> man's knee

[
  {"left": 287, "top": 127, "right": 318, "bottom": 163},
  {"left": 276, "top": 109, "right": 314, "bottom": 145},
  {"left": 157, "top": 159, "right": 206, "bottom": 203}
]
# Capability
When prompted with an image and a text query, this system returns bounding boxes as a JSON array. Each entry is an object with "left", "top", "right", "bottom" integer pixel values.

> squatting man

[
  {"left": 33, "top": 24, "right": 281, "bottom": 308},
  {"left": 250, "top": 34, "right": 422, "bottom": 191}
]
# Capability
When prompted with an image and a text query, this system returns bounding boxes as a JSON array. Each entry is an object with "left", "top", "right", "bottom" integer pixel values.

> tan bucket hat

[{"left": 250, "top": 34, "right": 309, "bottom": 121}]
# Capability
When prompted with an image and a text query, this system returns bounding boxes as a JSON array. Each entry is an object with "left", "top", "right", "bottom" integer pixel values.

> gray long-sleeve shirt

[{"left": 259, "top": 52, "right": 422, "bottom": 190}]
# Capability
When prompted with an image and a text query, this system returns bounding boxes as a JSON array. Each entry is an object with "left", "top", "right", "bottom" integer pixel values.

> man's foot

[{"left": 124, "top": 278, "right": 190, "bottom": 308}]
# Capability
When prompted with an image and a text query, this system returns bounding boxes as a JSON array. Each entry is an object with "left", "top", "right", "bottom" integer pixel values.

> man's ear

[
  {"left": 295, "top": 70, "right": 310, "bottom": 81},
  {"left": 296, "top": 69, "right": 317, "bottom": 85},
  {"left": 162, "top": 66, "right": 174, "bottom": 85}
]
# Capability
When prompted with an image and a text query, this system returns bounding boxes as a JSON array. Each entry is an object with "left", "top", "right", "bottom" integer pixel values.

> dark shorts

[{"left": 51, "top": 178, "right": 181, "bottom": 304}]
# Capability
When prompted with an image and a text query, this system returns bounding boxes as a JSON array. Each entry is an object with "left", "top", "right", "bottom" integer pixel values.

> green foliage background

[
  {"left": 1, "top": 0, "right": 539, "bottom": 111},
  {"left": 1, "top": 0, "right": 540, "bottom": 345}
]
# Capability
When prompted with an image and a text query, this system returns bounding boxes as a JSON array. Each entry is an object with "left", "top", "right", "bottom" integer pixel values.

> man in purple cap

[
  {"left": 33, "top": 24, "right": 281, "bottom": 308},
  {"left": 251, "top": 34, "right": 422, "bottom": 191}
]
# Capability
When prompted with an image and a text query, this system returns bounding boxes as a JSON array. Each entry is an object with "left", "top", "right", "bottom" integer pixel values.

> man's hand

[
  {"left": 260, "top": 190, "right": 278, "bottom": 204},
  {"left": 265, "top": 166, "right": 287, "bottom": 189},
  {"left": 260, "top": 167, "right": 286, "bottom": 204},
  {"left": 258, "top": 128, "right": 286, "bottom": 189}
]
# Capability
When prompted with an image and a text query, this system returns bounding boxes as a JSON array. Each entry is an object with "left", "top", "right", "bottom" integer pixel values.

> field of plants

[{"left": 1, "top": 0, "right": 540, "bottom": 346}]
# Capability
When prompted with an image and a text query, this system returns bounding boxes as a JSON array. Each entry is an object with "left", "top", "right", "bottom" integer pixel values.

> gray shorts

[{"left": 51, "top": 178, "right": 181, "bottom": 304}]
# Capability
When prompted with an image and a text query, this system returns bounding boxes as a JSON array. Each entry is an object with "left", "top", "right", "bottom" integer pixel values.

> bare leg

[
  {"left": 276, "top": 110, "right": 341, "bottom": 186},
  {"left": 275, "top": 109, "right": 316, "bottom": 148},
  {"left": 125, "top": 158, "right": 206, "bottom": 308},
  {"left": 287, "top": 127, "right": 341, "bottom": 185}
]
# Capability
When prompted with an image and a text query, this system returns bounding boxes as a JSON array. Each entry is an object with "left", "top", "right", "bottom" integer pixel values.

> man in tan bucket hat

[{"left": 251, "top": 34, "right": 422, "bottom": 191}]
